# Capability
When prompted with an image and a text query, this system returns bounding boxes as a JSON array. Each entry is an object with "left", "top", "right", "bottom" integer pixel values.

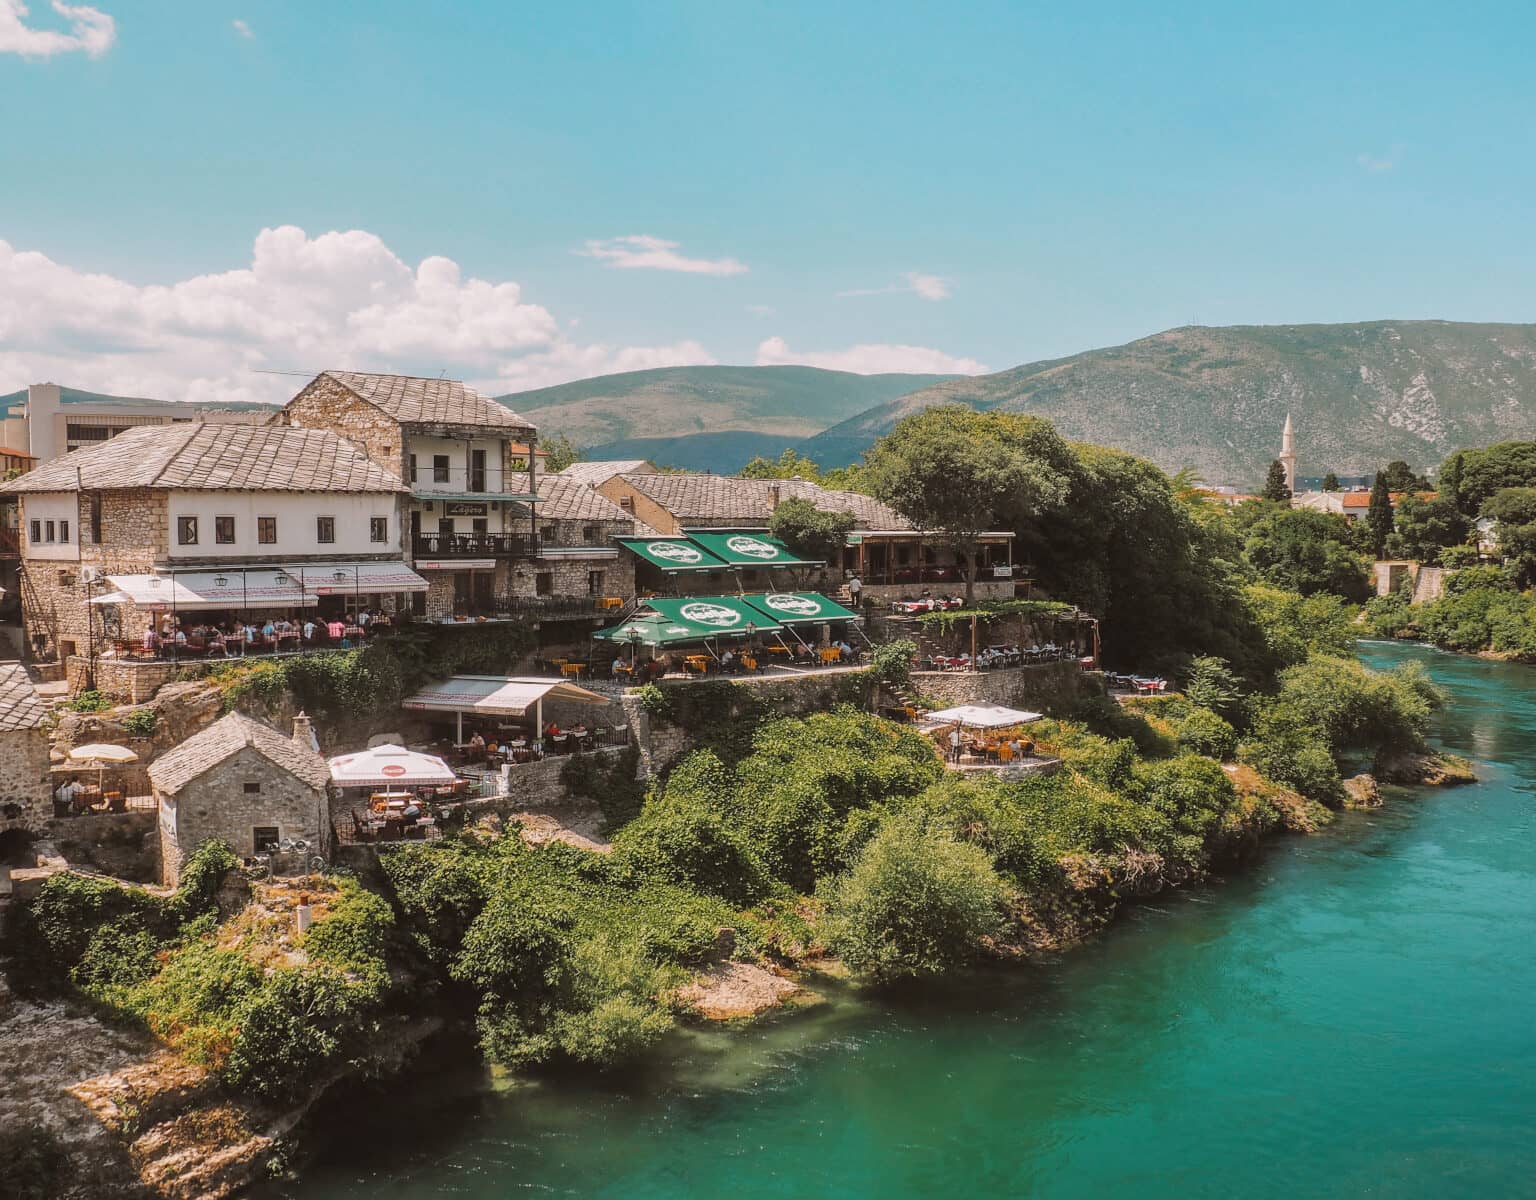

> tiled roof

[
  {"left": 558, "top": 460, "right": 657, "bottom": 487},
  {"left": 521, "top": 474, "right": 637, "bottom": 524},
  {"left": 0, "top": 424, "right": 407, "bottom": 495},
  {"left": 0, "top": 662, "right": 48, "bottom": 733},
  {"left": 621, "top": 473, "right": 914, "bottom": 531},
  {"left": 324, "top": 372, "right": 533, "bottom": 432},
  {"left": 148, "top": 711, "right": 330, "bottom": 794}
]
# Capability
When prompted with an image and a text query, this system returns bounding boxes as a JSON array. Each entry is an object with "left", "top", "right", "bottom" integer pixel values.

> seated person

[
  {"left": 468, "top": 731, "right": 486, "bottom": 751},
  {"left": 834, "top": 639, "right": 854, "bottom": 658},
  {"left": 720, "top": 649, "right": 737, "bottom": 671},
  {"left": 544, "top": 721, "right": 562, "bottom": 739},
  {"left": 54, "top": 776, "right": 81, "bottom": 810}
]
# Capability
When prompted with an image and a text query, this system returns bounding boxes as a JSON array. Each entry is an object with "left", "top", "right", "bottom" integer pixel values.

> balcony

[{"left": 412, "top": 532, "right": 540, "bottom": 559}]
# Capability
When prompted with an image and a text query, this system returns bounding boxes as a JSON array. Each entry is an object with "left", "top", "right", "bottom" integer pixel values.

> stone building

[
  {"left": 0, "top": 661, "right": 50, "bottom": 835},
  {"left": 590, "top": 472, "right": 1019, "bottom": 600},
  {"left": 505, "top": 474, "right": 640, "bottom": 607},
  {"left": 283, "top": 372, "right": 540, "bottom": 619},
  {"left": 148, "top": 711, "right": 331, "bottom": 885},
  {"left": 0, "top": 423, "right": 416, "bottom": 662}
]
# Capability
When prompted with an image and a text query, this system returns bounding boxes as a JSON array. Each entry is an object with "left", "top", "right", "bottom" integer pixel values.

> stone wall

[
  {"left": 17, "top": 489, "right": 166, "bottom": 659},
  {"left": 284, "top": 376, "right": 408, "bottom": 483},
  {"left": 159, "top": 744, "right": 328, "bottom": 884},
  {"left": 0, "top": 726, "right": 50, "bottom": 834},
  {"left": 46, "top": 810, "right": 158, "bottom": 882},
  {"left": 909, "top": 660, "right": 1091, "bottom": 711}
]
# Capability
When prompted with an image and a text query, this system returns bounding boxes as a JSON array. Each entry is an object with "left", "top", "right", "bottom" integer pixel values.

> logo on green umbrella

[
  {"left": 649, "top": 541, "right": 703, "bottom": 563},
  {"left": 679, "top": 602, "right": 742, "bottom": 627},
  {"left": 762, "top": 593, "right": 820, "bottom": 616},
  {"left": 726, "top": 535, "right": 779, "bottom": 559}
]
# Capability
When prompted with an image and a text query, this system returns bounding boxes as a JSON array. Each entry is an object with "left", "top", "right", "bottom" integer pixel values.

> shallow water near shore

[{"left": 266, "top": 642, "right": 1536, "bottom": 1199}]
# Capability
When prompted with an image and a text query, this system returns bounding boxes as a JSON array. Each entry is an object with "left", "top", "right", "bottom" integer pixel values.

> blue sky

[{"left": 3, "top": 0, "right": 1535, "bottom": 402}]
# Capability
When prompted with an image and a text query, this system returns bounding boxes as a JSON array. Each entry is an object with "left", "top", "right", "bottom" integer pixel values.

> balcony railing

[{"left": 412, "top": 532, "right": 540, "bottom": 559}]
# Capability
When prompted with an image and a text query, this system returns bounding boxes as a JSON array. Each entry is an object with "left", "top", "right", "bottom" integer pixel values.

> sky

[{"left": 3, "top": 0, "right": 1536, "bottom": 405}]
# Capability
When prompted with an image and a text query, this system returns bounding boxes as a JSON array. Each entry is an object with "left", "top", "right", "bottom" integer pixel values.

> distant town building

[
  {"left": 557, "top": 459, "right": 661, "bottom": 489},
  {"left": 0, "top": 423, "right": 416, "bottom": 662},
  {"left": 1279, "top": 414, "right": 1298, "bottom": 495},
  {"left": 0, "top": 384, "right": 276, "bottom": 465},
  {"left": 149, "top": 711, "right": 330, "bottom": 884},
  {"left": 506, "top": 474, "right": 640, "bottom": 607},
  {"left": 0, "top": 662, "right": 50, "bottom": 836},
  {"left": 1293, "top": 490, "right": 1436, "bottom": 519}
]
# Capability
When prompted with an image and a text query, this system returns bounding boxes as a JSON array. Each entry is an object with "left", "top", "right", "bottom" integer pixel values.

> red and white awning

[
  {"left": 283, "top": 561, "right": 430, "bottom": 594},
  {"left": 327, "top": 744, "right": 456, "bottom": 788},
  {"left": 403, "top": 674, "right": 606, "bottom": 716}
]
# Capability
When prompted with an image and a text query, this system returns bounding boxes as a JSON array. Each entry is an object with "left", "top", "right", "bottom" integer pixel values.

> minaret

[{"left": 1279, "top": 413, "right": 1297, "bottom": 495}]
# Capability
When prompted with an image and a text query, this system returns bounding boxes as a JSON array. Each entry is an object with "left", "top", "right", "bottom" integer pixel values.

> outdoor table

[
  {"left": 344, "top": 626, "right": 364, "bottom": 641},
  {"left": 765, "top": 644, "right": 791, "bottom": 656},
  {"left": 598, "top": 596, "right": 625, "bottom": 611},
  {"left": 560, "top": 662, "right": 585, "bottom": 678}
]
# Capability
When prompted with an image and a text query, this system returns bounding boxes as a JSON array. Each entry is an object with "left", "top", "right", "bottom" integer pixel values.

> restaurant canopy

[
  {"left": 617, "top": 537, "right": 729, "bottom": 573},
  {"left": 402, "top": 674, "right": 609, "bottom": 743},
  {"left": 742, "top": 591, "right": 858, "bottom": 625},
  {"left": 105, "top": 570, "right": 320, "bottom": 611},
  {"left": 925, "top": 704, "right": 1043, "bottom": 729},
  {"left": 281, "top": 561, "right": 429, "bottom": 594},
  {"left": 637, "top": 596, "right": 783, "bottom": 638},
  {"left": 685, "top": 531, "right": 815, "bottom": 568},
  {"left": 593, "top": 614, "right": 708, "bottom": 647},
  {"left": 328, "top": 744, "right": 455, "bottom": 789}
]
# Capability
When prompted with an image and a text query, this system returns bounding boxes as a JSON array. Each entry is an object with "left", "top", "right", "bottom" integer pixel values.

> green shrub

[
  {"left": 67, "top": 689, "right": 111, "bottom": 713},
  {"left": 823, "top": 813, "right": 1008, "bottom": 982},
  {"left": 561, "top": 745, "right": 645, "bottom": 830},
  {"left": 870, "top": 638, "right": 918, "bottom": 688},
  {"left": 1182, "top": 656, "right": 1242, "bottom": 718},
  {"left": 1175, "top": 707, "right": 1238, "bottom": 761},
  {"left": 122, "top": 708, "right": 158, "bottom": 737},
  {"left": 611, "top": 793, "right": 770, "bottom": 906},
  {"left": 378, "top": 838, "right": 495, "bottom": 965},
  {"left": 633, "top": 683, "right": 670, "bottom": 718}
]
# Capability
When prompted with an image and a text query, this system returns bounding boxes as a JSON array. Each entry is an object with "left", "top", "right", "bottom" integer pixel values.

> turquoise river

[{"left": 269, "top": 642, "right": 1536, "bottom": 1199}]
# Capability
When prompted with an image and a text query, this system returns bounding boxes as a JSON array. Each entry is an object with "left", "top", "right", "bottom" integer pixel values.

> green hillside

[
  {"left": 499, "top": 365, "right": 954, "bottom": 448},
  {"left": 802, "top": 321, "right": 1536, "bottom": 486}
]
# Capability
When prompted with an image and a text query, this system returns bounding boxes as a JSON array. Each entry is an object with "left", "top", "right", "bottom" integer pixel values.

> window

[
  {"left": 215, "top": 516, "right": 235, "bottom": 544},
  {"left": 29, "top": 519, "right": 40, "bottom": 544},
  {"left": 409, "top": 453, "right": 418, "bottom": 483},
  {"left": 370, "top": 516, "right": 388, "bottom": 543},
  {"left": 243, "top": 781, "right": 261, "bottom": 795},
  {"left": 535, "top": 571, "right": 554, "bottom": 596},
  {"left": 89, "top": 494, "right": 102, "bottom": 543},
  {"left": 471, "top": 517, "right": 487, "bottom": 534},
  {"left": 177, "top": 515, "right": 198, "bottom": 545},
  {"left": 316, "top": 516, "right": 335, "bottom": 544},
  {"left": 618, "top": 496, "right": 635, "bottom": 513},
  {"left": 59, "top": 520, "right": 69, "bottom": 543},
  {"left": 253, "top": 826, "right": 280, "bottom": 853},
  {"left": 433, "top": 454, "right": 450, "bottom": 483},
  {"left": 469, "top": 448, "right": 486, "bottom": 492},
  {"left": 44, "top": 520, "right": 55, "bottom": 543},
  {"left": 582, "top": 524, "right": 599, "bottom": 544},
  {"left": 257, "top": 516, "right": 276, "bottom": 544},
  {"left": 541, "top": 524, "right": 557, "bottom": 542},
  {"left": 587, "top": 569, "right": 604, "bottom": 596},
  {"left": 438, "top": 517, "right": 454, "bottom": 535}
]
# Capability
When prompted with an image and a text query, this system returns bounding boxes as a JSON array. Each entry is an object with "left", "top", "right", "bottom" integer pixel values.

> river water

[{"left": 272, "top": 643, "right": 1536, "bottom": 1199}]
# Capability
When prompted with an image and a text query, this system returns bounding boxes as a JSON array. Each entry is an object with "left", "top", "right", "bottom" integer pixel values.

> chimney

[
  {"left": 768, "top": 483, "right": 781, "bottom": 507},
  {"left": 292, "top": 712, "right": 319, "bottom": 752}
]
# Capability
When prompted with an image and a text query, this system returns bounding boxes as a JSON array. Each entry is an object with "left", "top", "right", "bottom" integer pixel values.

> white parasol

[{"left": 328, "top": 744, "right": 456, "bottom": 789}]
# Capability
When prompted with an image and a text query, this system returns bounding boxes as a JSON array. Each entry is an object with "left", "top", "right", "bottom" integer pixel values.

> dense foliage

[
  {"left": 1237, "top": 506, "right": 1370, "bottom": 600},
  {"left": 767, "top": 495, "right": 855, "bottom": 566}
]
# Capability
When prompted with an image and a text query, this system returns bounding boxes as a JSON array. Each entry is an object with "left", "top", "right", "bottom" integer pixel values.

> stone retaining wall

[{"left": 910, "top": 660, "right": 1092, "bottom": 711}]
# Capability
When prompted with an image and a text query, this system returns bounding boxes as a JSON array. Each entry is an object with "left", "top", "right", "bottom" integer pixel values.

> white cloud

[
  {"left": 755, "top": 336, "right": 985, "bottom": 376},
  {"left": 0, "top": 225, "right": 722, "bottom": 403},
  {"left": 231, "top": 17, "right": 252, "bottom": 38},
  {"left": 746, "top": 304, "right": 775, "bottom": 317},
  {"left": 577, "top": 235, "right": 747, "bottom": 276},
  {"left": 0, "top": 0, "right": 114, "bottom": 58},
  {"left": 838, "top": 271, "right": 952, "bottom": 301},
  {"left": 1357, "top": 147, "right": 1402, "bottom": 173}
]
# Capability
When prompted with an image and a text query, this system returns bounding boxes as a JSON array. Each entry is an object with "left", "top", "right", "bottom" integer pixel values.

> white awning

[
  {"left": 925, "top": 704, "right": 1043, "bottom": 729},
  {"left": 282, "top": 561, "right": 430, "bottom": 594},
  {"left": 402, "top": 674, "right": 607, "bottom": 716},
  {"left": 328, "top": 744, "right": 456, "bottom": 788},
  {"left": 106, "top": 571, "right": 319, "bottom": 611}
]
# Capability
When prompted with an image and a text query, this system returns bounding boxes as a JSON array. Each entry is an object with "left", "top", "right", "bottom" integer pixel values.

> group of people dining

[
  {"left": 611, "top": 637, "right": 861, "bottom": 680},
  {"left": 52, "top": 775, "right": 126, "bottom": 815},
  {"left": 921, "top": 643, "right": 1082, "bottom": 672},
  {"left": 890, "top": 592, "right": 967, "bottom": 615},
  {"left": 457, "top": 721, "right": 599, "bottom": 765},
  {"left": 137, "top": 609, "right": 391, "bottom": 658},
  {"left": 941, "top": 725, "right": 1036, "bottom": 766}
]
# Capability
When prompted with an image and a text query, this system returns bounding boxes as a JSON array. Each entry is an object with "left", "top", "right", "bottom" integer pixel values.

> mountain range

[{"left": 503, "top": 321, "right": 1536, "bottom": 486}]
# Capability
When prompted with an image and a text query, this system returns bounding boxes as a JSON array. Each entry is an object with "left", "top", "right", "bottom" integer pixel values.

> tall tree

[
  {"left": 1378, "top": 460, "right": 1424, "bottom": 491},
  {"left": 1261, "top": 459, "right": 1292, "bottom": 502},
  {"left": 540, "top": 434, "right": 582, "bottom": 474},
  {"left": 768, "top": 497, "right": 855, "bottom": 584},
  {"left": 1321, "top": 472, "right": 1340, "bottom": 492},
  {"left": 864, "top": 407, "right": 1071, "bottom": 604},
  {"left": 739, "top": 448, "right": 821, "bottom": 480},
  {"left": 1479, "top": 487, "right": 1536, "bottom": 587},
  {"left": 1366, "top": 473, "right": 1394, "bottom": 558}
]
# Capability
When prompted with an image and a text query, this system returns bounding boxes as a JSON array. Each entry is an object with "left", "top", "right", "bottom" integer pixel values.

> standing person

[
  {"left": 848, "top": 574, "right": 863, "bottom": 607},
  {"left": 947, "top": 724, "right": 963, "bottom": 764}
]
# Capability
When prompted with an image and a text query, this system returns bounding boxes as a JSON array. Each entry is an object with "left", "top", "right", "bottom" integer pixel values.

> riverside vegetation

[{"left": 0, "top": 409, "right": 1473, "bottom": 1194}]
